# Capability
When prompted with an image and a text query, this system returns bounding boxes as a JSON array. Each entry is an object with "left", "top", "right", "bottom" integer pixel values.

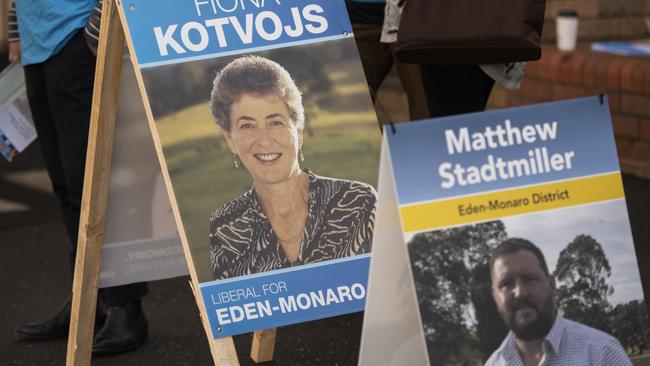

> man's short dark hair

[{"left": 490, "top": 238, "right": 550, "bottom": 276}]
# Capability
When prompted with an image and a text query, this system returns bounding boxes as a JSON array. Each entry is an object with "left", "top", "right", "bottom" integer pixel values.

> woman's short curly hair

[{"left": 210, "top": 55, "right": 305, "bottom": 132}]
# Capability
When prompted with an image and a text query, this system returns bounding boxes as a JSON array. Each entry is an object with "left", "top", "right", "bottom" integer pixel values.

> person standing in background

[
  {"left": 8, "top": 0, "right": 148, "bottom": 355},
  {"left": 345, "top": 0, "right": 430, "bottom": 122},
  {"left": 381, "top": 0, "right": 525, "bottom": 118}
]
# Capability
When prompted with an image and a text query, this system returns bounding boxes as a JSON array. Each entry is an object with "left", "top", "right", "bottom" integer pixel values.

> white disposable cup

[{"left": 556, "top": 11, "right": 579, "bottom": 51}]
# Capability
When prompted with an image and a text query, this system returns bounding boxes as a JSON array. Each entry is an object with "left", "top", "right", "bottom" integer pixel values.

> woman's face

[{"left": 224, "top": 93, "right": 303, "bottom": 186}]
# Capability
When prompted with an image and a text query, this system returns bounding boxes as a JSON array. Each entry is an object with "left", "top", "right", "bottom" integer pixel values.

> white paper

[{"left": 0, "top": 98, "right": 36, "bottom": 152}]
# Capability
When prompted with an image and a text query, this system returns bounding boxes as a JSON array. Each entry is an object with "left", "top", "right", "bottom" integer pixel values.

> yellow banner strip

[{"left": 399, "top": 173, "right": 624, "bottom": 233}]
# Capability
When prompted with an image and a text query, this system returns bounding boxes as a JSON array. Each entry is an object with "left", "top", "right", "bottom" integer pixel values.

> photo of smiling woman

[{"left": 208, "top": 56, "right": 377, "bottom": 280}]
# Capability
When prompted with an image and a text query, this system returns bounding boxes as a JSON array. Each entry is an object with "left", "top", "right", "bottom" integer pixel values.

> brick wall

[
  {"left": 488, "top": 45, "right": 650, "bottom": 180},
  {"left": 543, "top": 0, "right": 650, "bottom": 41}
]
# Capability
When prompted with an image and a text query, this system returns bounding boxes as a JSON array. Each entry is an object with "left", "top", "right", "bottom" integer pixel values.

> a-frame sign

[{"left": 65, "top": 0, "right": 381, "bottom": 364}]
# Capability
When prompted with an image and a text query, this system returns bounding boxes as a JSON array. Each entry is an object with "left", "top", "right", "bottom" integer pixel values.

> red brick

[
  {"left": 618, "top": 159, "right": 650, "bottom": 179},
  {"left": 600, "top": 0, "right": 646, "bottom": 16},
  {"left": 526, "top": 60, "right": 542, "bottom": 78},
  {"left": 607, "top": 60, "right": 622, "bottom": 90},
  {"left": 608, "top": 92, "right": 621, "bottom": 113},
  {"left": 553, "top": 84, "right": 586, "bottom": 100},
  {"left": 594, "top": 58, "right": 612, "bottom": 88},
  {"left": 619, "top": 158, "right": 639, "bottom": 174},
  {"left": 506, "top": 95, "right": 539, "bottom": 108},
  {"left": 545, "top": 51, "right": 565, "bottom": 82},
  {"left": 557, "top": 57, "right": 573, "bottom": 84},
  {"left": 645, "top": 65, "right": 650, "bottom": 94},
  {"left": 583, "top": 56, "right": 599, "bottom": 88},
  {"left": 588, "top": 91, "right": 622, "bottom": 113},
  {"left": 620, "top": 60, "right": 636, "bottom": 91},
  {"left": 621, "top": 93, "right": 650, "bottom": 117},
  {"left": 519, "top": 79, "right": 553, "bottom": 101},
  {"left": 619, "top": 159, "right": 650, "bottom": 180},
  {"left": 505, "top": 95, "right": 523, "bottom": 108},
  {"left": 631, "top": 62, "right": 650, "bottom": 94},
  {"left": 612, "top": 115, "right": 639, "bottom": 138},
  {"left": 638, "top": 164, "right": 650, "bottom": 180},
  {"left": 567, "top": 53, "right": 587, "bottom": 84},
  {"left": 640, "top": 118, "right": 650, "bottom": 141},
  {"left": 631, "top": 141, "right": 650, "bottom": 161},
  {"left": 616, "top": 137, "right": 633, "bottom": 158}
]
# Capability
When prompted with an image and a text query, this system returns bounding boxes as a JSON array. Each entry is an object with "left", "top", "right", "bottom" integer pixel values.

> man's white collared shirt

[{"left": 485, "top": 312, "right": 632, "bottom": 366}]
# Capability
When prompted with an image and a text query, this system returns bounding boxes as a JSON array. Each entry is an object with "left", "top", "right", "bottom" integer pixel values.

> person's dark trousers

[
  {"left": 22, "top": 29, "right": 148, "bottom": 306},
  {"left": 420, "top": 65, "right": 495, "bottom": 118}
]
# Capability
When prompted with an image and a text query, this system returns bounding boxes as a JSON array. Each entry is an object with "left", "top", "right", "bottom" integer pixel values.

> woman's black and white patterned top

[{"left": 209, "top": 170, "right": 376, "bottom": 280}]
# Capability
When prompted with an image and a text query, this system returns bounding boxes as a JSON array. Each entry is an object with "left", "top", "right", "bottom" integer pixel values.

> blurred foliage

[
  {"left": 610, "top": 300, "right": 650, "bottom": 356},
  {"left": 554, "top": 234, "right": 650, "bottom": 356},
  {"left": 554, "top": 234, "right": 614, "bottom": 333}
]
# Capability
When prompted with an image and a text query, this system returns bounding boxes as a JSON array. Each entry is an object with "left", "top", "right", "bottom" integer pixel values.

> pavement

[{"left": 0, "top": 57, "right": 648, "bottom": 365}]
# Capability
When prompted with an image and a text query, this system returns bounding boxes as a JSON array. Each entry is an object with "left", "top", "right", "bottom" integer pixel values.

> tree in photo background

[
  {"left": 407, "top": 221, "right": 508, "bottom": 364},
  {"left": 609, "top": 300, "right": 650, "bottom": 355},
  {"left": 554, "top": 234, "right": 650, "bottom": 355},
  {"left": 553, "top": 234, "right": 614, "bottom": 333}
]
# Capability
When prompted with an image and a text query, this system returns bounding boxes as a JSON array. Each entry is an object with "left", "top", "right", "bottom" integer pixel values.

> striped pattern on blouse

[{"left": 209, "top": 170, "right": 376, "bottom": 280}]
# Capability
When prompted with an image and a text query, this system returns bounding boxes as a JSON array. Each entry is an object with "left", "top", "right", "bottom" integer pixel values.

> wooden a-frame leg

[
  {"left": 250, "top": 329, "right": 277, "bottom": 363},
  {"left": 65, "top": 0, "right": 124, "bottom": 365},
  {"left": 187, "top": 280, "right": 241, "bottom": 365}
]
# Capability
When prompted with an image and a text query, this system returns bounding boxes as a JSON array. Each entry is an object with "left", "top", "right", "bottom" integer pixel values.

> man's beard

[{"left": 503, "top": 296, "right": 556, "bottom": 341}]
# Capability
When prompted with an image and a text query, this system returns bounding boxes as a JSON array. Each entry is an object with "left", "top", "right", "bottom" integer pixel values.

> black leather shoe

[
  {"left": 92, "top": 301, "right": 147, "bottom": 355},
  {"left": 15, "top": 301, "right": 71, "bottom": 340},
  {"left": 15, "top": 298, "right": 108, "bottom": 340}
]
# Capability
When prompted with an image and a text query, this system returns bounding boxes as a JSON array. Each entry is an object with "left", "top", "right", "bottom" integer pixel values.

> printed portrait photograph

[
  {"left": 405, "top": 199, "right": 648, "bottom": 365},
  {"left": 139, "top": 38, "right": 381, "bottom": 283}
]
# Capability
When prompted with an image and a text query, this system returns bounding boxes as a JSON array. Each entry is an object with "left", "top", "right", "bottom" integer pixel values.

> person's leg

[
  {"left": 42, "top": 30, "right": 94, "bottom": 263},
  {"left": 394, "top": 61, "right": 430, "bottom": 121},
  {"left": 23, "top": 62, "right": 79, "bottom": 268},
  {"left": 14, "top": 62, "right": 77, "bottom": 340},
  {"left": 351, "top": 21, "right": 394, "bottom": 102},
  {"left": 419, "top": 65, "right": 495, "bottom": 118},
  {"left": 17, "top": 46, "right": 110, "bottom": 339},
  {"left": 43, "top": 29, "right": 148, "bottom": 353}
]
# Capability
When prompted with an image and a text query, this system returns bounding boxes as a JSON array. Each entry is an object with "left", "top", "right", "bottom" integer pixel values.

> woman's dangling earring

[
  {"left": 233, "top": 154, "right": 240, "bottom": 168},
  {"left": 299, "top": 148, "right": 305, "bottom": 162}
]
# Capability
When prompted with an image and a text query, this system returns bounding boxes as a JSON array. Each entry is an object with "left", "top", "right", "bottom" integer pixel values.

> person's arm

[
  {"left": 8, "top": 1, "right": 20, "bottom": 62},
  {"left": 83, "top": 0, "right": 102, "bottom": 55}
]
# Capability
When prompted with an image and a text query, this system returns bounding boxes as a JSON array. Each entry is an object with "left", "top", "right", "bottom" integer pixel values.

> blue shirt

[
  {"left": 15, "top": 0, "right": 96, "bottom": 65},
  {"left": 485, "top": 312, "right": 632, "bottom": 366}
]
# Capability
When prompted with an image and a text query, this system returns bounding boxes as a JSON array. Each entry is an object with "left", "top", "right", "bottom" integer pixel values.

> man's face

[{"left": 491, "top": 250, "right": 556, "bottom": 341}]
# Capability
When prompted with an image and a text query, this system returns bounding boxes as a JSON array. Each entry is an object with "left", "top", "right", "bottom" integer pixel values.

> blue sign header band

[
  {"left": 200, "top": 254, "right": 370, "bottom": 338},
  {"left": 121, "top": 0, "right": 353, "bottom": 67},
  {"left": 387, "top": 96, "right": 620, "bottom": 205}
]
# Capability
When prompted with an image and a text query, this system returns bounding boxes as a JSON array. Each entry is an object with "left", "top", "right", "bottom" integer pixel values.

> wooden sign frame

[{"left": 65, "top": 0, "right": 275, "bottom": 364}]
